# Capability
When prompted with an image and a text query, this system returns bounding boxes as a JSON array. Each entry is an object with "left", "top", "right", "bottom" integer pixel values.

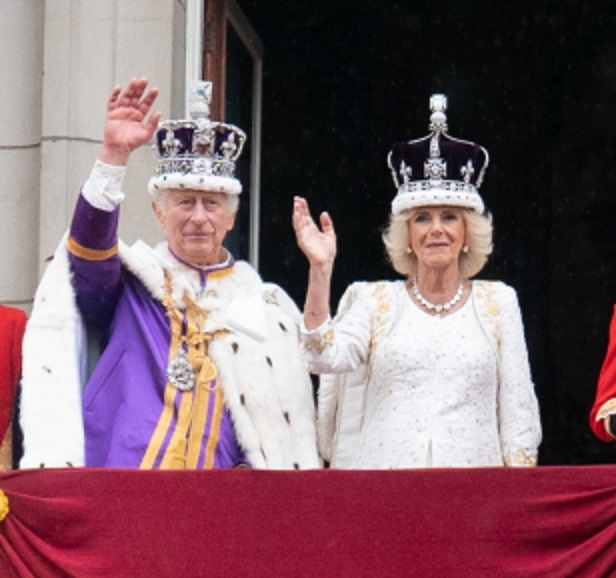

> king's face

[{"left": 153, "top": 189, "right": 237, "bottom": 266}]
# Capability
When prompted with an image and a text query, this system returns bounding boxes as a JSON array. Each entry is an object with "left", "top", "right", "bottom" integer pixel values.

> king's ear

[{"left": 152, "top": 201, "right": 166, "bottom": 229}]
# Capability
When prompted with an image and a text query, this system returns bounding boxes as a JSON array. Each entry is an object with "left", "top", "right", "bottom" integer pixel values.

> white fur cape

[{"left": 20, "top": 237, "right": 321, "bottom": 469}]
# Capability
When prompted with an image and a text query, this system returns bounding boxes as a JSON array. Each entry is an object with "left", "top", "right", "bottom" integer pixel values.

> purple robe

[{"left": 69, "top": 194, "right": 245, "bottom": 468}]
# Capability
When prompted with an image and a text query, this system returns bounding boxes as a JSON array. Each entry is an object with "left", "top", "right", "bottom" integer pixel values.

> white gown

[{"left": 301, "top": 280, "right": 542, "bottom": 469}]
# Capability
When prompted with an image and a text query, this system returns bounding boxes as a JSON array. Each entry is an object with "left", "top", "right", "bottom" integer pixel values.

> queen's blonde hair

[{"left": 382, "top": 208, "right": 493, "bottom": 279}]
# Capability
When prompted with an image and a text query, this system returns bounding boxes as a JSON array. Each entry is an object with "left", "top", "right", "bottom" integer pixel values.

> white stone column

[
  {"left": 0, "top": 0, "right": 44, "bottom": 308},
  {"left": 39, "top": 0, "right": 187, "bottom": 271}
]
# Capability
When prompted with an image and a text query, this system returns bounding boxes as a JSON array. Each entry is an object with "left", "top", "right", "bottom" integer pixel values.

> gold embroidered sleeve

[
  {"left": 504, "top": 448, "right": 538, "bottom": 467},
  {"left": 302, "top": 321, "right": 335, "bottom": 354}
]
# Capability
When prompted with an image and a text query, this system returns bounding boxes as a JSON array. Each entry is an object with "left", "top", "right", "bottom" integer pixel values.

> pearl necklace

[{"left": 411, "top": 278, "right": 464, "bottom": 315}]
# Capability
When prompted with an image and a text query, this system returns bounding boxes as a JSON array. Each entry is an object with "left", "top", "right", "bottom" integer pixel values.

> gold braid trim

[
  {"left": 66, "top": 236, "right": 119, "bottom": 261},
  {"left": 0, "top": 489, "right": 9, "bottom": 522},
  {"left": 0, "top": 425, "right": 12, "bottom": 471},
  {"left": 474, "top": 281, "right": 500, "bottom": 346},
  {"left": 141, "top": 271, "right": 183, "bottom": 468},
  {"left": 183, "top": 295, "right": 227, "bottom": 468},
  {"left": 369, "top": 282, "right": 393, "bottom": 355},
  {"left": 596, "top": 398, "right": 616, "bottom": 421},
  {"left": 184, "top": 293, "right": 229, "bottom": 386},
  {"left": 141, "top": 270, "right": 229, "bottom": 469}
]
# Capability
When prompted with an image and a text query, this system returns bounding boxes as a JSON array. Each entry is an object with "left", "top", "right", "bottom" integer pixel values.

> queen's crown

[{"left": 387, "top": 94, "right": 489, "bottom": 214}]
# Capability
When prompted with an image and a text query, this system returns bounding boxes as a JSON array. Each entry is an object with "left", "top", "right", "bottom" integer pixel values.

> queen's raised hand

[{"left": 292, "top": 196, "right": 337, "bottom": 269}]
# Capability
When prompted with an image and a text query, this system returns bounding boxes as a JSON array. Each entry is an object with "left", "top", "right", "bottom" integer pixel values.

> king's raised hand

[{"left": 99, "top": 77, "right": 162, "bottom": 166}]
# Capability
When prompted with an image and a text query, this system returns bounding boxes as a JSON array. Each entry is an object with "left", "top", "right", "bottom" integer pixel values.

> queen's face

[
  {"left": 153, "top": 189, "right": 236, "bottom": 266},
  {"left": 407, "top": 206, "right": 466, "bottom": 271}
]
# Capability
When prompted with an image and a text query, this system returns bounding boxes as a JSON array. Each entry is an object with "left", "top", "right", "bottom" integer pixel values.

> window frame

[{"left": 186, "top": 0, "right": 263, "bottom": 267}]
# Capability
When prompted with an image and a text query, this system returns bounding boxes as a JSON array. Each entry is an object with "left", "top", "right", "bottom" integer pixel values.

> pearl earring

[
  {"left": 462, "top": 245, "right": 469, "bottom": 253},
  {"left": 406, "top": 247, "right": 413, "bottom": 254}
]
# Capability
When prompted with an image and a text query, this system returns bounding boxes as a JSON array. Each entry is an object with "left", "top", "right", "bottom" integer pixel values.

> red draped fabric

[{"left": 0, "top": 466, "right": 615, "bottom": 577}]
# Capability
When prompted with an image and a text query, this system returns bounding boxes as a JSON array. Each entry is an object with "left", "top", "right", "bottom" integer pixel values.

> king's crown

[{"left": 152, "top": 81, "right": 246, "bottom": 184}]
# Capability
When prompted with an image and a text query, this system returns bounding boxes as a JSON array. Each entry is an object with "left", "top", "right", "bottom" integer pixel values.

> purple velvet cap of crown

[{"left": 388, "top": 94, "right": 489, "bottom": 214}]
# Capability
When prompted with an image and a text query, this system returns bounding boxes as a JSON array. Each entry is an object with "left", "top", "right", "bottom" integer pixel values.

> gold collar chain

[{"left": 163, "top": 270, "right": 229, "bottom": 391}]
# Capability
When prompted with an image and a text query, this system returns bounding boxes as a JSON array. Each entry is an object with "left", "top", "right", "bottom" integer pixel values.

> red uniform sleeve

[
  {"left": 0, "top": 305, "right": 27, "bottom": 442},
  {"left": 589, "top": 305, "right": 616, "bottom": 441}
]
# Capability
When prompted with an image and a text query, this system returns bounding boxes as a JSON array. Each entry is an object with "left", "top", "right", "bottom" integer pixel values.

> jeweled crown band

[{"left": 391, "top": 181, "right": 484, "bottom": 214}]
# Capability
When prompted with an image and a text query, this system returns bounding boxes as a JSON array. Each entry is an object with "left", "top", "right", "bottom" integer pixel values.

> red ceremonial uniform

[
  {"left": 590, "top": 306, "right": 616, "bottom": 441},
  {"left": 0, "top": 305, "right": 27, "bottom": 465}
]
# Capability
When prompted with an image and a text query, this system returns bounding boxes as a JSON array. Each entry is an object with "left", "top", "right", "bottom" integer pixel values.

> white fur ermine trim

[
  {"left": 20, "top": 236, "right": 86, "bottom": 468},
  {"left": 212, "top": 287, "right": 320, "bottom": 469},
  {"left": 391, "top": 188, "right": 484, "bottom": 214},
  {"left": 147, "top": 174, "right": 242, "bottom": 197}
]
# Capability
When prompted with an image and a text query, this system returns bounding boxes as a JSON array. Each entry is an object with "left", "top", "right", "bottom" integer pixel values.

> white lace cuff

[{"left": 82, "top": 160, "right": 126, "bottom": 211}]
